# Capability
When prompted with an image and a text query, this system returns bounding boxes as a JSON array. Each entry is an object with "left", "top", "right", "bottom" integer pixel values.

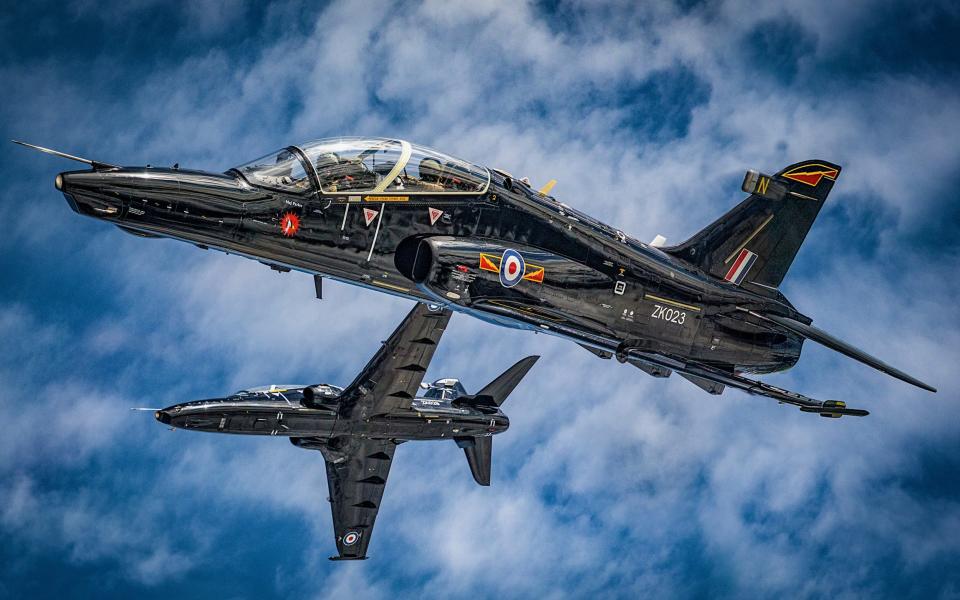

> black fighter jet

[
  {"left": 18, "top": 137, "right": 936, "bottom": 417},
  {"left": 153, "top": 302, "right": 538, "bottom": 560}
]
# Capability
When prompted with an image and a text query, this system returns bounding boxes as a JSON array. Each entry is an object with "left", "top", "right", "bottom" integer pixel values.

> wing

[
  {"left": 338, "top": 303, "right": 452, "bottom": 419},
  {"left": 628, "top": 349, "right": 870, "bottom": 418},
  {"left": 323, "top": 437, "right": 398, "bottom": 560},
  {"left": 755, "top": 312, "right": 936, "bottom": 393}
]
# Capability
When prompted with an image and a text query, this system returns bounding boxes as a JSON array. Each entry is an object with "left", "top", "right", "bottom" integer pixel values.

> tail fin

[
  {"left": 470, "top": 355, "right": 540, "bottom": 407},
  {"left": 450, "top": 356, "right": 538, "bottom": 486},
  {"left": 456, "top": 436, "right": 492, "bottom": 486},
  {"left": 664, "top": 160, "right": 841, "bottom": 288}
]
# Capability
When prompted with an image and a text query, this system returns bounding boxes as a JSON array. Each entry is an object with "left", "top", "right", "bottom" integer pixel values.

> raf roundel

[
  {"left": 342, "top": 530, "right": 360, "bottom": 546},
  {"left": 499, "top": 248, "right": 525, "bottom": 288}
]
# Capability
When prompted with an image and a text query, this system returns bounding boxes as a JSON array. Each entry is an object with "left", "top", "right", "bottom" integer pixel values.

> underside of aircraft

[
  {"left": 17, "top": 137, "right": 936, "bottom": 422},
  {"left": 154, "top": 303, "right": 538, "bottom": 559}
]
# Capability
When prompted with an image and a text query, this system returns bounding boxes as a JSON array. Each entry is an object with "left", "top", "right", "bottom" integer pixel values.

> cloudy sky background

[{"left": 1, "top": 0, "right": 959, "bottom": 597}]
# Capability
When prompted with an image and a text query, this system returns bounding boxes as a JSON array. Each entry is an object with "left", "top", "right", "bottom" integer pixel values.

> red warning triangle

[
  {"left": 363, "top": 207, "right": 379, "bottom": 226},
  {"left": 428, "top": 207, "right": 444, "bottom": 226}
]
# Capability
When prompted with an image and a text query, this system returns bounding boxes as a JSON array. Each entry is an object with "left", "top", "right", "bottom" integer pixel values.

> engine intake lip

[
  {"left": 394, "top": 236, "right": 436, "bottom": 284},
  {"left": 410, "top": 240, "right": 434, "bottom": 283}
]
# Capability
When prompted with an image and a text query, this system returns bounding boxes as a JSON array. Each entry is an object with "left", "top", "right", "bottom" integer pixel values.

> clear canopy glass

[
  {"left": 423, "top": 378, "right": 468, "bottom": 400},
  {"left": 234, "top": 149, "right": 312, "bottom": 193},
  {"left": 300, "top": 137, "right": 489, "bottom": 194},
  {"left": 235, "top": 138, "right": 489, "bottom": 195}
]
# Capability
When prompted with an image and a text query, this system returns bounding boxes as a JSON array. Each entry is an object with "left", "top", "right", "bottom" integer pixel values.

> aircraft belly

[
  {"left": 687, "top": 312, "right": 803, "bottom": 373},
  {"left": 329, "top": 412, "right": 500, "bottom": 442},
  {"left": 177, "top": 406, "right": 336, "bottom": 437},
  {"left": 599, "top": 276, "right": 706, "bottom": 355}
]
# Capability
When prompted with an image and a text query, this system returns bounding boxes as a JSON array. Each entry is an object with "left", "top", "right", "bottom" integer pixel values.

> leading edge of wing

[{"left": 338, "top": 302, "right": 452, "bottom": 418}]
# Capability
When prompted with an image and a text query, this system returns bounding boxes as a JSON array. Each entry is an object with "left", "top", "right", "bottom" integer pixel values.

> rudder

[{"left": 664, "top": 160, "right": 841, "bottom": 288}]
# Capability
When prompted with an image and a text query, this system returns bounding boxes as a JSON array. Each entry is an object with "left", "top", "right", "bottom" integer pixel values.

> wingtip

[{"left": 903, "top": 374, "right": 937, "bottom": 393}]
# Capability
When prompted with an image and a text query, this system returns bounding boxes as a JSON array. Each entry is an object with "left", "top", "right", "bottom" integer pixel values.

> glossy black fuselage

[
  {"left": 59, "top": 162, "right": 805, "bottom": 375},
  {"left": 158, "top": 390, "right": 508, "bottom": 441}
]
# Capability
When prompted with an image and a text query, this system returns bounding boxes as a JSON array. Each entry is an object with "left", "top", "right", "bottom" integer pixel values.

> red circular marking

[{"left": 508, "top": 262, "right": 518, "bottom": 275}]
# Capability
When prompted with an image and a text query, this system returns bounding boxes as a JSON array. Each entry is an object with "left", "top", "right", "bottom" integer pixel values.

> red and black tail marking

[
  {"left": 781, "top": 163, "right": 839, "bottom": 187},
  {"left": 664, "top": 159, "right": 841, "bottom": 288}
]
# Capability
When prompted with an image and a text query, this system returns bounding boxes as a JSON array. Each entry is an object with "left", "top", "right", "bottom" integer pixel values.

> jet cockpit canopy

[
  {"left": 234, "top": 138, "right": 490, "bottom": 195},
  {"left": 230, "top": 384, "right": 312, "bottom": 401},
  {"left": 423, "top": 378, "right": 468, "bottom": 400}
]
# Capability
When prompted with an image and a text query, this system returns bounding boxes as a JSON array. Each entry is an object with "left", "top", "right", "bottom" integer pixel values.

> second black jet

[{"left": 154, "top": 302, "right": 538, "bottom": 560}]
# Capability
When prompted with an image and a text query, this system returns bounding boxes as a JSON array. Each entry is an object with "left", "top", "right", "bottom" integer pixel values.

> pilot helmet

[{"left": 314, "top": 152, "right": 339, "bottom": 170}]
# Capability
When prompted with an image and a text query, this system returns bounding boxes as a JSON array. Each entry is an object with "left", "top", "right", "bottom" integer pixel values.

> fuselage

[
  {"left": 58, "top": 137, "right": 804, "bottom": 375},
  {"left": 157, "top": 386, "right": 509, "bottom": 441}
]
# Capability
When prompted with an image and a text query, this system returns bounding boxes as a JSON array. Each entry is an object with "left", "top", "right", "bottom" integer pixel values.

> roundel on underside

[
  {"left": 499, "top": 248, "right": 525, "bottom": 288},
  {"left": 342, "top": 530, "right": 360, "bottom": 546}
]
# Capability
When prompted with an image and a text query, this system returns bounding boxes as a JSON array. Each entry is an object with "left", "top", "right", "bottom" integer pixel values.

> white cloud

[{"left": 2, "top": 0, "right": 959, "bottom": 596}]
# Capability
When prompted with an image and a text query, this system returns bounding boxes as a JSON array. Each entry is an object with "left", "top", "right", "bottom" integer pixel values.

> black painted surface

[{"left": 46, "top": 140, "right": 934, "bottom": 413}]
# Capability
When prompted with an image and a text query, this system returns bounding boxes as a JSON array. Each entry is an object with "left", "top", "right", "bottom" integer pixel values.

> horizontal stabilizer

[
  {"left": 471, "top": 355, "right": 540, "bottom": 407},
  {"left": 759, "top": 313, "right": 936, "bottom": 393}
]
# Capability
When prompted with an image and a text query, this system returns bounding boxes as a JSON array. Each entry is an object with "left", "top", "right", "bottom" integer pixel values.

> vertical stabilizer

[
  {"left": 456, "top": 436, "right": 493, "bottom": 486},
  {"left": 664, "top": 160, "right": 841, "bottom": 288}
]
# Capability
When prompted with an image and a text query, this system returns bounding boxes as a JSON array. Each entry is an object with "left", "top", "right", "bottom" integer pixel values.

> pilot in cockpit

[
  {"left": 417, "top": 157, "right": 445, "bottom": 191},
  {"left": 315, "top": 152, "right": 379, "bottom": 192}
]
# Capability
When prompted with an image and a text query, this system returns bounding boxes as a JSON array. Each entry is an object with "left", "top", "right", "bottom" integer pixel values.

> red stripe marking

[{"left": 725, "top": 250, "right": 749, "bottom": 281}]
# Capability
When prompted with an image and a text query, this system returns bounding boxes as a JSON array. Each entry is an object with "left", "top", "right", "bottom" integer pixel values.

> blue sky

[{"left": 1, "top": 1, "right": 959, "bottom": 598}]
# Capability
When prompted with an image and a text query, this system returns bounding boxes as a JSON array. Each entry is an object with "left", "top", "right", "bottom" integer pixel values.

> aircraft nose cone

[
  {"left": 56, "top": 170, "right": 124, "bottom": 217},
  {"left": 56, "top": 170, "right": 91, "bottom": 190},
  {"left": 56, "top": 171, "right": 89, "bottom": 193},
  {"left": 155, "top": 409, "right": 172, "bottom": 424}
]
